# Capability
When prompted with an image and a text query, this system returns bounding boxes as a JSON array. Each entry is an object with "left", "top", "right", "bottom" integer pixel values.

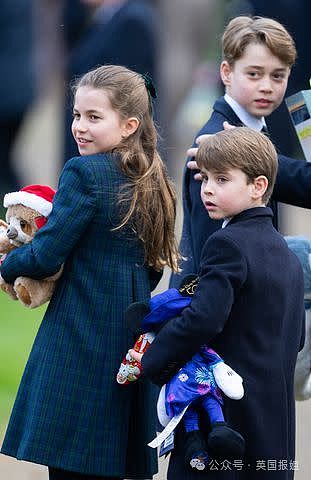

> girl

[{"left": 0, "top": 65, "right": 179, "bottom": 480}]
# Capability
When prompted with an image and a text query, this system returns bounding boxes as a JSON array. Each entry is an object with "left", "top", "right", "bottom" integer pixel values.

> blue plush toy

[
  {"left": 118, "top": 276, "right": 245, "bottom": 471},
  {"left": 285, "top": 236, "right": 311, "bottom": 401}
]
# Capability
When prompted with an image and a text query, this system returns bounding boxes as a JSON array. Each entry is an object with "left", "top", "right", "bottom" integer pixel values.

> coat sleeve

[
  {"left": 142, "top": 234, "right": 247, "bottom": 385},
  {"left": 273, "top": 153, "right": 311, "bottom": 208},
  {"left": 0, "top": 157, "right": 98, "bottom": 282}
]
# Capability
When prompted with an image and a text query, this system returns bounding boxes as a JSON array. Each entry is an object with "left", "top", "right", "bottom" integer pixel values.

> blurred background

[{"left": 0, "top": 1, "right": 310, "bottom": 478}]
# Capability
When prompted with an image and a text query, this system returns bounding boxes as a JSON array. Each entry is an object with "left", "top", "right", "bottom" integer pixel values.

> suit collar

[
  {"left": 224, "top": 94, "right": 265, "bottom": 131},
  {"left": 213, "top": 96, "right": 244, "bottom": 126},
  {"left": 226, "top": 207, "right": 273, "bottom": 226}
]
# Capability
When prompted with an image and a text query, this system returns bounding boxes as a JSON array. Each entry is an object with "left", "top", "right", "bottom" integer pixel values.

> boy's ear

[
  {"left": 251, "top": 175, "right": 268, "bottom": 200},
  {"left": 122, "top": 117, "right": 140, "bottom": 138},
  {"left": 220, "top": 61, "right": 233, "bottom": 87}
]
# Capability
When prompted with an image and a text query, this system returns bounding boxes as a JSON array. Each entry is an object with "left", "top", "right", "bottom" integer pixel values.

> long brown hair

[{"left": 73, "top": 65, "right": 180, "bottom": 272}]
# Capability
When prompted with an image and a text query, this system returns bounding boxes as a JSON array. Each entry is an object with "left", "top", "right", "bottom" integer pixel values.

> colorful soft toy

[
  {"left": 285, "top": 236, "right": 311, "bottom": 401},
  {"left": 117, "top": 276, "right": 245, "bottom": 471},
  {"left": 0, "top": 184, "right": 62, "bottom": 308}
]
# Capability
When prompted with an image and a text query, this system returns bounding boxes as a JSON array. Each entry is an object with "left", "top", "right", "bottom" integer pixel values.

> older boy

[
  {"left": 131, "top": 128, "right": 305, "bottom": 479},
  {"left": 171, "top": 15, "right": 311, "bottom": 286}
]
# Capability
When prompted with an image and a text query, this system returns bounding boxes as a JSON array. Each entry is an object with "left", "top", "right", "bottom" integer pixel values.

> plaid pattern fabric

[{"left": 0, "top": 154, "right": 158, "bottom": 477}]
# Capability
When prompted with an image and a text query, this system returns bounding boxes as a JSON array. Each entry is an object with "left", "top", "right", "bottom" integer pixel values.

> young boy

[
  {"left": 131, "top": 127, "right": 305, "bottom": 479},
  {"left": 171, "top": 15, "right": 311, "bottom": 286}
]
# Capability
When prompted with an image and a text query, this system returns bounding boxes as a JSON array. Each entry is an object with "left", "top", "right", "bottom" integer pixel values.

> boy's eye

[
  {"left": 89, "top": 114, "right": 100, "bottom": 121},
  {"left": 247, "top": 71, "right": 259, "bottom": 78},
  {"left": 200, "top": 173, "right": 208, "bottom": 182},
  {"left": 72, "top": 112, "right": 80, "bottom": 119},
  {"left": 272, "top": 73, "right": 286, "bottom": 81},
  {"left": 217, "top": 176, "right": 228, "bottom": 184}
]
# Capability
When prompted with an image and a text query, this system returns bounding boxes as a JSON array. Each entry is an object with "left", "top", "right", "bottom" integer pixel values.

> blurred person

[
  {"left": 0, "top": 0, "right": 36, "bottom": 195},
  {"left": 63, "top": 0, "right": 158, "bottom": 163}
]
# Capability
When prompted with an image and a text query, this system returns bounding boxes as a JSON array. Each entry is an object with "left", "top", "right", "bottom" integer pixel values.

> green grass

[{"left": 0, "top": 293, "right": 45, "bottom": 438}]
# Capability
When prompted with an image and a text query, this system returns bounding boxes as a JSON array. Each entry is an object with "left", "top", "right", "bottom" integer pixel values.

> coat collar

[
  {"left": 226, "top": 207, "right": 274, "bottom": 227},
  {"left": 213, "top": 96, "right": 244, "bottom": 126}
]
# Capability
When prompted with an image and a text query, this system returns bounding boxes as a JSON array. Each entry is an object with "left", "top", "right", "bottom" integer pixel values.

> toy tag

[{"left": 159, "top": 431, "right": 175, "bottom": 457}]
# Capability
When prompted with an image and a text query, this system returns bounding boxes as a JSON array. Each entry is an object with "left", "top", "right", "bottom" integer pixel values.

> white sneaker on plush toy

[{"left": 213, "top": 362, "right": 244, "bottom": 400}]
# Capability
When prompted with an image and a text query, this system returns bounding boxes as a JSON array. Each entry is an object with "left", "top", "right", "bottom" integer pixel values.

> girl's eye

[
  {"left": 73, "top": 112, "right": 80, "bottom": 119},
  {"left": 89, "top": 115, "right": 100, "bottom": 121}
]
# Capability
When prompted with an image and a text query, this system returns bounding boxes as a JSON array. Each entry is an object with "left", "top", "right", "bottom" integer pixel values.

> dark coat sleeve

[
  {"left": 142, "top": 234, "right": 247, "bottom": 385},
  {"left": 0, "top": 157, "right": 98, "bottom": 282},
  {"left": 273, "top": 153, "right": 311, "bottom": 208}
]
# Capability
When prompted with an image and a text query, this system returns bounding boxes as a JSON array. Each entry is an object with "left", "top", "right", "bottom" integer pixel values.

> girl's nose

[{"left": 74, "top": 118, "right": 87, "bottom": 132}]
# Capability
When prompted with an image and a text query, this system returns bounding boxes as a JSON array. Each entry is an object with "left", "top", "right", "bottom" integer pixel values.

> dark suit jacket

[
  {"left": 143, "top": 207, "right": 305, "bottom": 478},
  {"left": 0, "top": 0, "right": 34, "bottom": 118},
  {"left": 171, "top": 97, "right": 311, "bottom": 286},
  {"left": 0, "top": 154, "right": 158, "bottom": 477}
]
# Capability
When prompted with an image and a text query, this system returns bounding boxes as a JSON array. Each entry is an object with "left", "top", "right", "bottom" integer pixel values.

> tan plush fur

[{"left": 0, "top": 204, "right": 62, "bottom": 308}]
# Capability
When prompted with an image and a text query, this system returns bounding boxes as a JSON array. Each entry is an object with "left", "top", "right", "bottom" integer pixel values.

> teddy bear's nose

[{"left": 7, "top": 226, "right": 18, "bottom": 240}]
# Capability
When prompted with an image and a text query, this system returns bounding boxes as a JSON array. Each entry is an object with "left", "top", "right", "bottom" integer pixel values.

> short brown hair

[
  {"left": 196, "top": 127, "right": 278, "bottom": 203},
  {"left": 222, "top": 16, "right": 296, "bottom": 67}
]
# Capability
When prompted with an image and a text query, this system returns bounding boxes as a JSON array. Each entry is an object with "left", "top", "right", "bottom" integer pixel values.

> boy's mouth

[
  {"left": 204, "top": 201, "right": 217, "bottom": 210},
  {"left": 254, "top": 98, "right": 272, "bottom": 107}
]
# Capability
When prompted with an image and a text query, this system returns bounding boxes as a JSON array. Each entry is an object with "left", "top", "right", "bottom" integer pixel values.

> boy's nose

[
  {"left": 203, "top": 182, "right": 214, "bottom": 195},
  {"left": 259, "top": 77, "right": 273, "bottom": 92}
]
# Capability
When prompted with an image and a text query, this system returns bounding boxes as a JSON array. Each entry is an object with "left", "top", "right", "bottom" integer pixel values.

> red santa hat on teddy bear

[{"left": 4, "top": 184, "right": 56, "bottom": 217}]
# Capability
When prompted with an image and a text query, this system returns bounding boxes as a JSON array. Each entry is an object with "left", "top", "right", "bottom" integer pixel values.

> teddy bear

[
  {"left": 117, "top": 276, "right": 245, "bottom": 471},
  {"left": 0, "top": 184, "right": 62, "bottom": 309},
  {"left": 285, "top": 236, "right": 311, "bottom": 401}
]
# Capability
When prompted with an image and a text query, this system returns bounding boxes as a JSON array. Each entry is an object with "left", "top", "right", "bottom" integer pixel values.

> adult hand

[{"left": 187, "top": 121, "right": 235, "bottom": 180}]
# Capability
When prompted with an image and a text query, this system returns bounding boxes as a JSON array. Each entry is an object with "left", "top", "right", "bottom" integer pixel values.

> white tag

[{"left": 148, "top": 405, "right": 188, "bottom": 448}]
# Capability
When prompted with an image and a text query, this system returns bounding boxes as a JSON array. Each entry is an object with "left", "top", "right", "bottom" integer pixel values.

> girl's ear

[
  {"left": 220, "top": 61, "right": 233, "bottom": 87},
  {"left": 122, "top": 117, "right": 140, "bottom": 138},
  {"left": 252, "top": 175, "right": 268, "bottom": 200}
]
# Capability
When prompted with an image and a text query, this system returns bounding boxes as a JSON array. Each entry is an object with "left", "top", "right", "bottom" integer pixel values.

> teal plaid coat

[{"left": 0, "top": 154, "right": 158, "bottom": 478}]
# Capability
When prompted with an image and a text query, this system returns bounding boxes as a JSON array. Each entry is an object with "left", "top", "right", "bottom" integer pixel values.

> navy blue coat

[
  {"left": 0, "top": 154, "right": 158, "bottom": 478},
  {"left": 143, "top": 207, "right": 305, "bottom": 479},
  {"left": 0, "top": 0, "right": 35, "bottom": 118},
  {"left": 171, "top": 97, "right": 311, "bottom": 287}
]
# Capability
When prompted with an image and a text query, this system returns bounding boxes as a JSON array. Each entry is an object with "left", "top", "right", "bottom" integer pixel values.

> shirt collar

[
  {"left": 222, "top": 218, "right": 232, "bottom": 228},
  {"left": 224, "top": 94, "right": 266, "bottom": 132}
]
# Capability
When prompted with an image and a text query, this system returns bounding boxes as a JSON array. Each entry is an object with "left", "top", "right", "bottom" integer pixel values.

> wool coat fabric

[
  {"left": 0, "top": 154, "right": 158, "bottom": 478},
  {"left": 170, "top": 96, "right": 311, "bottom": 287},
  {"left": 143, "top": 207, "right": 305, "bottom": 479}
]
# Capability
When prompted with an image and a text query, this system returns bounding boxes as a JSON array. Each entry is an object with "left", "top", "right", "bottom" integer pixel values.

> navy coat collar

[
  {"left": 227, "top": 207, "right": 274, "bottom": 227},
  {"left": 213, "top": 96, "right": 244, "bottom": 127}
]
